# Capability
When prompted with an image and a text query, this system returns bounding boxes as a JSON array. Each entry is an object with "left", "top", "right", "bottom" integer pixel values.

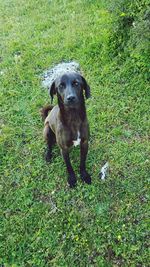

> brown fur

[
  {"left": 44, "top": 104, "right": 89, "bottom": 149},
  {"left": 41, "top": 72, "right": 91, "bottom": 187}
]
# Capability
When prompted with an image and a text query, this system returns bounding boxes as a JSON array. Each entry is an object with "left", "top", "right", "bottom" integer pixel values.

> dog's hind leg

[
  {"left": 43, "top": 122, "right": 56, "bottom": 162},
  {"left": 61, "top": 148, "right": 77, "bottom": 188}
]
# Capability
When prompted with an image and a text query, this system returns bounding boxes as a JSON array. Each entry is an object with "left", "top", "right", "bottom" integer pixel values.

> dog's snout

[{"left": 67, "top": 95, "right": 76, "bottom": 102}]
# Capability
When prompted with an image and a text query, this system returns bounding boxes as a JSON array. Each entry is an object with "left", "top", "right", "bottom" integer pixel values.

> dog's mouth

[
  {"left": 64, "top": 101, "right": 80, "bottom": 109},
  {"left": 63, "top": 97, "right": 80, "bottom": 108}
]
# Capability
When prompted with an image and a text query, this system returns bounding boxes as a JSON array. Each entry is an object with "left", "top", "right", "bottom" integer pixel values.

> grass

[{"left": 0, "top": 0, "right": 149, "bottom": 266}]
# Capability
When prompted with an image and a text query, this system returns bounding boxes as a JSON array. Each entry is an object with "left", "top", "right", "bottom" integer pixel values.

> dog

[{"left": 41, "top": 72, "right": 91, "bottom": 187}]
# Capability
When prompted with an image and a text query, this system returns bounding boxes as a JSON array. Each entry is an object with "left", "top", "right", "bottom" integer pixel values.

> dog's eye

[
  {"left": 73, "top": 81, "right": 79, "bottom": 87},
  {"left": 59, "top": 83, "right": 65, "bottom": 90}
]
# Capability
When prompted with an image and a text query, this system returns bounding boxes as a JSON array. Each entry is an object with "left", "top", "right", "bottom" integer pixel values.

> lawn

[{"left": 0, "top": 0, "right": 149, "bottom": 266}]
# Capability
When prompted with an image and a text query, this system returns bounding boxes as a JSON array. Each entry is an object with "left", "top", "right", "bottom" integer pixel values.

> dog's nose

[{"left": 67, "top": 95, "right": 76, "bottom": 102}]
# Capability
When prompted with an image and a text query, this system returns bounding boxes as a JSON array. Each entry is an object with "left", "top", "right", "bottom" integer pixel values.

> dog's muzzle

[{"left": 65, "top": 95, "right": 79, "bottom": 107}]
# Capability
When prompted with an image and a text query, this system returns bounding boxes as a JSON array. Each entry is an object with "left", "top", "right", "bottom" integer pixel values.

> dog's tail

[{"left": 40, "top": 105, "right": 53, "bottom": 121}]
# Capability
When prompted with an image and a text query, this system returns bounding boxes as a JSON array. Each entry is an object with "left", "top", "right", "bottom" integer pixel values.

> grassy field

[{"left": 0, "top": 0, "right": 149, "bottom": 266}]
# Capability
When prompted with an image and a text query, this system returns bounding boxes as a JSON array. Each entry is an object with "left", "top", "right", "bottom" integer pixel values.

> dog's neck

[{"left": 57, "top": 94, "right": 86, "bottom": 125}]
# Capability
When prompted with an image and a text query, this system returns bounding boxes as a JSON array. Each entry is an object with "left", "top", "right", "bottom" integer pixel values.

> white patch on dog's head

[{"left": 42, "top": 61, "right": 81, "bottom": 90}]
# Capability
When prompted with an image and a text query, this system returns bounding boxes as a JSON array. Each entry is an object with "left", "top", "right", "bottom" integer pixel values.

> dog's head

[{"left": 49, "top": 72, "right": 91, "bottom": 108}]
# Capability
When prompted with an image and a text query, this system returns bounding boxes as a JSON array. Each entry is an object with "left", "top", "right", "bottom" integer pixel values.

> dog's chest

[{"left": 73, "top": 131, "right": 81, "bottom": 147}]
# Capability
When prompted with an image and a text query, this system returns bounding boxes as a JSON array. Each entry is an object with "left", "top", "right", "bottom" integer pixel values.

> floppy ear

[
  {"left": 81, "top": 76, "right": 91, "bottom": 99},
  {"left": 49, "top": 81, "right": 56, "bottom": 103}
]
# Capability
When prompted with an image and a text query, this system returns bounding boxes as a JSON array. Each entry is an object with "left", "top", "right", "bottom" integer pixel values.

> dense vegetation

[{"left": 0, "top": 0, "right": 149, "bottom": 266}]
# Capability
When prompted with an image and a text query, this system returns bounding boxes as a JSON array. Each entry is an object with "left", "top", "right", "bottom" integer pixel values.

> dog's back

[{"left": 44, "top": 105, "right": 59, "bottom": 135}]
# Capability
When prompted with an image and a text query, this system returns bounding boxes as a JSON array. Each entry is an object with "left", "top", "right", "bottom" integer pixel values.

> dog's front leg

[
  {"left": 80, "top": 140, "right": 91, "bottom": 184},
  {"left": 61, "top": 149, "right": 77, "bottom": 188}
]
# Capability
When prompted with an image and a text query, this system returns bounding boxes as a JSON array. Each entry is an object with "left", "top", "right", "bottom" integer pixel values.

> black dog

[{"left": 41, "top": 72, "right": 91, "bottom": 187}]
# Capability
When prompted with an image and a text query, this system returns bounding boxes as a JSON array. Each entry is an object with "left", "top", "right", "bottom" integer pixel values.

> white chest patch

[{"left": 73, "top": 131, "right": 81, "bottom": 147}]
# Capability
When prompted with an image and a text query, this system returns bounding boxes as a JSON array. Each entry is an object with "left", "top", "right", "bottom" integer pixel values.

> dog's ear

[
  {"left": 49, "top": 81, "right": 56, "bottom": 103},
  {"left": 81, "top": 76, "right": 91, "bottom": 99}
]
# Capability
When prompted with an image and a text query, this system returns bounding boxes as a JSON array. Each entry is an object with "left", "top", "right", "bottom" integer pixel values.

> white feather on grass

[{"left": 100, "top": 162, "right": 109, "bottom": 180}]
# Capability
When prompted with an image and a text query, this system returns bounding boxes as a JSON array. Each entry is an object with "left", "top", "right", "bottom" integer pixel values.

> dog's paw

[
  {"left": 68, "top": 174, "right": 77, "bottom": 188},
  {"left": 80, "top": 170, "right": 91, "bottom": 184},
  {"left": 45, "top": 150, "right": 52, "bottom": 162}
]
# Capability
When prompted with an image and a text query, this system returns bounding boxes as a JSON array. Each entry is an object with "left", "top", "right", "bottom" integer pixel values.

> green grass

[{"left": 0, "top": 0, "right": 149, "bottom": 266}]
